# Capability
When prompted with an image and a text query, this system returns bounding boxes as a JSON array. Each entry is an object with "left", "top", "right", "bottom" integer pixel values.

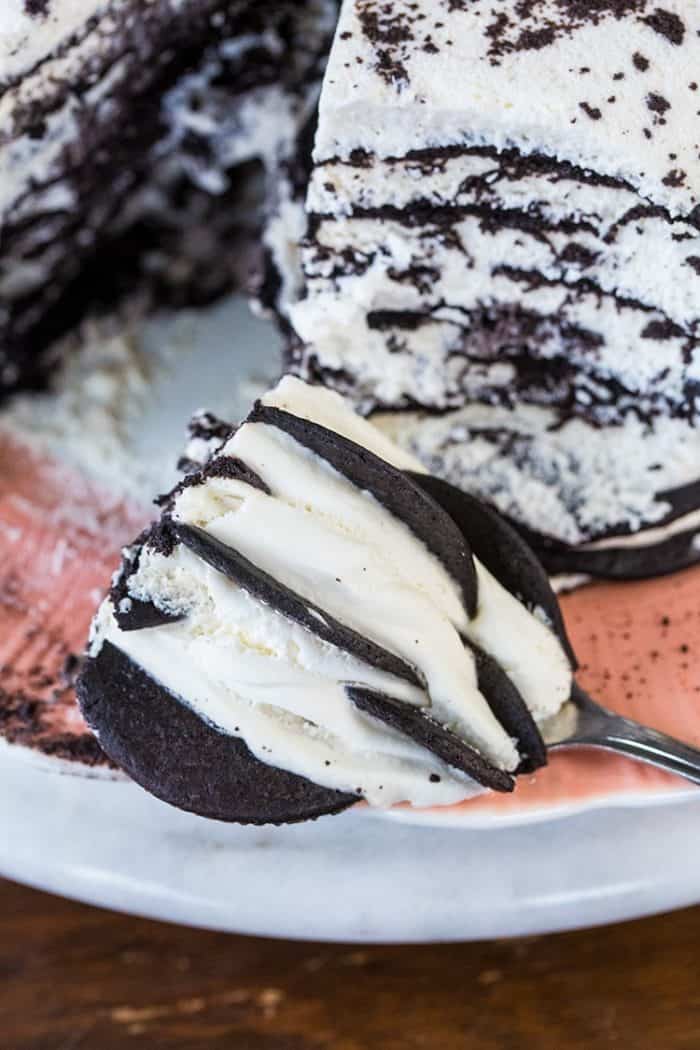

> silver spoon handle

[
  {"left": 583, "top": 721, "right": 700, "bottom": 785},
  {"left": 554, "top": 685, "right": 700, "bottom": 786}
]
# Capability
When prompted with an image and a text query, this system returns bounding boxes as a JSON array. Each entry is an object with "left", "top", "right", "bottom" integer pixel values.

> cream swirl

[{"left": 84, "top": 377, "right": 573, "bottom": 815}]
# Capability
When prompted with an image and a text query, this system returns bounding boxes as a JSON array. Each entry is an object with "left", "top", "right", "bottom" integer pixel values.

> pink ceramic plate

[{"left": 1, "top": 431, "right": 699, "bottom": 824}]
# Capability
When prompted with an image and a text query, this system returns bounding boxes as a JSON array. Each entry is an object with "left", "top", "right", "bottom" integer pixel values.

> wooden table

[{"left": 1, "top": 880, "right": 698, "bottom": 1049}]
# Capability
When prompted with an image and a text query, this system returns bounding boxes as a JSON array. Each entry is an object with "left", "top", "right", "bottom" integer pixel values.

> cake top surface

[
  {"left": 1, "top": 1, "right": 108, "bottom": 82},
  {"left": 315, "top": 0, "right": 700, "bottom": 215}
]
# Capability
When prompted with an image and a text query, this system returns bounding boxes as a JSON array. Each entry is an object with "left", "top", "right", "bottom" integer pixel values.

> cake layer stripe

[
  {"left": 249, "top": 401, "right": 478, "bottom": 616},
  {"left": 174, "top": 520, "right": 424, "bottom": 689}
]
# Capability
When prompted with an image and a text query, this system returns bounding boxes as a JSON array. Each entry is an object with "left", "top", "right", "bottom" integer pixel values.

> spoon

[{"left": 541, "top": 682, "right": 700, "bottom": 785}]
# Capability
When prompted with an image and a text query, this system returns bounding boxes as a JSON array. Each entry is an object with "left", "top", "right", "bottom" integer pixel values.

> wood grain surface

[{"left": 0, "top": 879, "right": 698, "bottom": 1050}]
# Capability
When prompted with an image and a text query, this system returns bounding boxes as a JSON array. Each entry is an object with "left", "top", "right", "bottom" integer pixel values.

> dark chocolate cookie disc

[
  {"left": 501, "top": 477, "right": 700, "bottom": 582},
  {"left": 252, "top": 404, "right": 479, "bottom": 617},
  {"left": 346, "top": 685, "right": 514, "bottom": 792},
  {"left": 468, "top": 644, "right": 547, "bottom": 774},
  {"left": 175, "top": 523, "right": 423, "bottom": 688},
  {"left": 77, "top": 642, "right": 359, "bottom": 825},
  {"left": 110, "top": 522, "right": 185, "bottom": 632},
  {"left": 407, "top": 472, "right": 577, "bottom": 668},
  {"left": 512, "top": 521, "right": 700, "bottom": 582}
]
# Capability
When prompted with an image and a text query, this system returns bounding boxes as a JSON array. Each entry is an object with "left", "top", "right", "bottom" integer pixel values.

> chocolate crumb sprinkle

[
  {"left": 579, "top": 102, "right": 602, "bottom": 121},
  {"left": 642, "top": 8, "right": 685, "bottom": 46}
]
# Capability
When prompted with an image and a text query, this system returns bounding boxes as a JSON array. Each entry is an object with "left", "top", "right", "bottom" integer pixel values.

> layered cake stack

[
  {"left": 0, "top": 0, "right": 334, "bottom": 392},
  {"left": 289, "top": 0, "right": 700, "bottom": 578},
  {"left": 3, "top": 0, "right": 700, "bottom": 576}
]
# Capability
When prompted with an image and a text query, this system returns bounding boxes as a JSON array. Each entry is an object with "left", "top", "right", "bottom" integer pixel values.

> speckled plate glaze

[{"left": 0, "top": 296, "right": 698, "bottom": 939}]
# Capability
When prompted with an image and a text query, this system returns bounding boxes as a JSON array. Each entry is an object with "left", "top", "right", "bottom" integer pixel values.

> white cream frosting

[
  {"left": 293, "top": 228, "right": 700, "bottom": 416},
  {"left": 315, "top": 0, "right": 700, "bottom": 214},
  {"left": 90, "top": 377, "right": 572, "bottom": 807},
  {"left": 374, "top": 402, "right": 700, "bottom": 547},
  {"left": 581, "top": 508, "right": 700, "bottom": 552}
]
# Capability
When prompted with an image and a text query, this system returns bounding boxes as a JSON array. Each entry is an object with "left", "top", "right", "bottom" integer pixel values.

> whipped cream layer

[
  {"left": 286, "top": 0, "right": 700, "bottom": 555},
  {"left": 87, "top": 377, "right": 572, "bottom": 809}
]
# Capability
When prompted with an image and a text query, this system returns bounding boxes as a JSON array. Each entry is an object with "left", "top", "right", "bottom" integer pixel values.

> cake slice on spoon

[
  {"left": 77, "top": 377, "right": 700, "bottom": 823},
  {"left": 77, "top": 377, "right": 576, "bottom": 823}
]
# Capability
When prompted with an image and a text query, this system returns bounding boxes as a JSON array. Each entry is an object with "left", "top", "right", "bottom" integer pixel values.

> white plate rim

[{"left": 3, "top": 735, "right": 697, "bottom": 830}]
